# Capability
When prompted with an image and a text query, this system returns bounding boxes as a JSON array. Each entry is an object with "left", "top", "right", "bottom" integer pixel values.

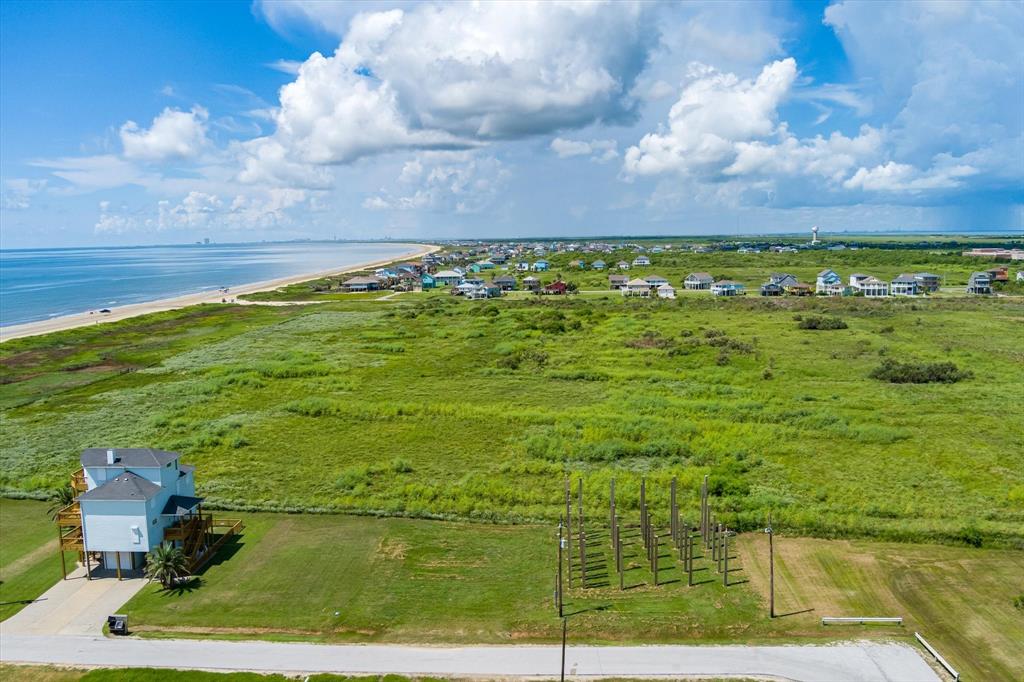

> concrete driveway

[{"left": 0, "top": 565, "right": 147, "bottom": 636}]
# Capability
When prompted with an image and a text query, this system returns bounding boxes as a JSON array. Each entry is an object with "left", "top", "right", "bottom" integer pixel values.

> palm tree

[
  {"left": 47, "top": 485, "right": 75, "bottom": 521},
  {"left": 144, "top": 543, "right": 189, "bottom": 588}
]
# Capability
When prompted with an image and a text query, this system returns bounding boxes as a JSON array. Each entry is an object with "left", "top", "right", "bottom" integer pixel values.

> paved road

[{"left": 0, "top": 634, "right": 940, "bottom": 680}]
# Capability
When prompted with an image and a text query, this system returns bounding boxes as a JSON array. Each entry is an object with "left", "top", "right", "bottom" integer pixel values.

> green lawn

[{"left": 0, "top": 499, "right": 63, "bottom": 621}]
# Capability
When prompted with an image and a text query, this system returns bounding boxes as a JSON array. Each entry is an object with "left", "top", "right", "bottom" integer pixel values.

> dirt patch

[{"left": 375, "top": 536, "right": 408, "bottom": 561}]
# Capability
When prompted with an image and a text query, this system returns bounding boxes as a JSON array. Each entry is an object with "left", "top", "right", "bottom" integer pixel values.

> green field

[
  {"left": 0, "top": 498, "right": 63, "bottom": 620},
  {"left": 2, "top": 248, "right": 1023, "bottom": 545}
]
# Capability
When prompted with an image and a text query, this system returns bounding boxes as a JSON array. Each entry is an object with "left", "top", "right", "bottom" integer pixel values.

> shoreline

[{"left": 0, "top": 243, "right": 439, "bottom": 342}]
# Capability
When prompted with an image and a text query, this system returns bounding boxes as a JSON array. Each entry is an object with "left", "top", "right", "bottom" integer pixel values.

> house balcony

[
  {"left": 163, "top": 513, "right": 212, "bottom": 542},
  {"left": 59, "top": 525, "right": 84, "bottom": 551},
  {"left": 55, "top": 502, "right": 81, "bottom": 527},
  {"left": 71, "top": 468, "right": 88, "bottom": 493}
]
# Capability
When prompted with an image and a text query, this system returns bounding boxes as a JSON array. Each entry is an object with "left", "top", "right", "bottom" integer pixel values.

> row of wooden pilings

[{"left": 556, "top": 474, "right": 735, "bottom": 612}]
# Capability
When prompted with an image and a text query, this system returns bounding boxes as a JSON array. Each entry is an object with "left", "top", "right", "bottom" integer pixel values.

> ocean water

[{"left": 0, "top": 241, "right": 422, "bottom": 327}]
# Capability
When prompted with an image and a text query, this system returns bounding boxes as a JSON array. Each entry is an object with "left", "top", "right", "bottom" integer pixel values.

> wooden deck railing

[
  {"left": 70, "top": 468, "right": 88, "bottom": 493},
  {"left": 55, "top": 502, "right": 81, "bottom": 527}
]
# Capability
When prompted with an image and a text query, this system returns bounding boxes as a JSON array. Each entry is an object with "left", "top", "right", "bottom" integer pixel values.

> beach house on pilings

[{"left": 55, "top": 448, "right": 242, "bottom": 580}]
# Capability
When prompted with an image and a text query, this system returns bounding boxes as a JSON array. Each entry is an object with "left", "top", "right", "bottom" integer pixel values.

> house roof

[
  {"left": 344, "top": 276, "right": 381, "bottom": 285},
  {"left": 714, "top": 280, "right": 743, "bottom": 286},
  {"left": 523, "top": 275, "right": 539, "bottom": 281},
  {"left": 161, "top": 494, "right": 204, "bottom": 515},
  {"left": 849, "top": 273, "right": 870, "bottom": 278},
  {"left": 657, "top": 283, "right": 675, "bottom": 290},
  {"left": 79, "top": 471, "right": 162, "bottom": 502},
  {"left": 892, "top": 275, "right": 918, "bottom": 283},
  {"left": 817, "top": 269, "right": 837, "bottom": 276},
  {"left": 493, "top": 275, "right": 516, "bottom": 283},
  {"left": 915, "top": 272, "right": 940, "bottom": 278},
  {"left": 81, "top": 448, "right": 178, "bottom": 468},
  {"left": 626, "top": 278, "right": 651, "bottom": 286},
  {"left": 686, "top": 272, "right": 714, "bottom": 281},
  {"left": 434, "top": 270, "right": 462, "bottom": 278},
  {"left": 645, "top": 274, "right": 668, "bottom": 281}
]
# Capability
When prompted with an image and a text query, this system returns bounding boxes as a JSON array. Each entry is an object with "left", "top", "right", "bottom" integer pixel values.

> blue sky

[{"left": 1, "top": 0, "right": 1021, "bottom": 247}]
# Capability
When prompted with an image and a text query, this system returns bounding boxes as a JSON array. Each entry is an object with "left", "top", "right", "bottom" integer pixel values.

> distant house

[
  {"left": 592, "top": 260, "right": 606, "bottom": 270},
  {"left": 760, "top": 281, "right": 783, "bottom": 296},
  {"left": 643, "top": 274, "right": 669, "bottom": 288},
  {"left": 711, "top": 280, "right": 745, "bottom": 296},
  {"left": 986, "top": 266, "right": 1009, "bottom": 282},
  {"left": 891, "top": 274, "right": 920, "bottom": 296},
  {"left": 1017, "top": 271, "right": 1024, "bottom": 283},
  {"left": 784, "top": 282, "right": 813, "bottom": 296},
  {"left": 849, "top": 273, "right": 871, "bottom": 290},
  {"left": 821, "top": 282, "right": 849, "bottom": 297},
  {"left": 623, "top": 278, "right": 653, "bottom": 297},
  {"left": 617, "top": 261, "right": 631, "bottom": 270},
  {"left": 542, "top": 280, "right": 568, "bottom": 295},
  {"left": 343, "top": 276, "right": 382, "bottom": 292},
  {"left": 608, "top": 274, "right": 628, "bottom": 290},
  {"left": 632, "top": 256, "right": 651, "bottom": 267},
  {"left": 492, "top": 275, "right": 517, "bottom": 291},
  {"left": 523, "top": 276, "right": 541, "bottom": 291},
  {"left": 420, "top": 273, "right": 436, "bottom": 289},
  {"left": 476, "top": 260, "right": 496, "bottom": 270},
  {"left": 657, "top": 283, "right": 676, "bottom": 299},
  {"left": 914, "top": 273, "right": 941, "bottom": 292},
  {"left": 516, "top": 261, "right": 530, "bottom": 271},
  {"left": 769, "top": 273, "right": 800, "bottom": 288},
  {"left": 569, "top": 259, "right": 586, "bottom": 269},
  {"left": 858, "top": 276, "right": 889, "bottom": 297},
  {"left": 532, "top": 260, "right": 550, "bottom": 272},
  {"left": 684, "top": 272, "right": 714, "bottom": 290},
  {"left": 966, "top": 272, "right": 992, "bottom": 294},
  {"left": 375, "top": 268, "right": 398, "bottom": 279},
  {"left": 815, "top": 269, "right": 842, "bottom": 294},
  {"left": 434, "top": 270, "right": 463, "bottom": 287}
]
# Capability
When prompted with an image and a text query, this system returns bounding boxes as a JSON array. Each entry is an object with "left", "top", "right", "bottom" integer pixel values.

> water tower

[{"left": 811, "top": 225, "right": 820, "bottom": 245}]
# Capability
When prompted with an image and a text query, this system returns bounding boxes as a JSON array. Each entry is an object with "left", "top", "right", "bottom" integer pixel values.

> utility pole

[
  {"left": 557, "top": 516, "right": 564, "bottom": 617},
  {"left": 560, "top": 616, "right": 568, "bottom": 682},
  {"left": 765, "top": 513, "right": 775, "bottom": 618}
]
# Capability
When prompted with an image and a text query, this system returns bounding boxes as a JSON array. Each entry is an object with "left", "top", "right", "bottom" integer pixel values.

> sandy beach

[{"left": 0, "top": 243, "right": 439, "bottom": 342}]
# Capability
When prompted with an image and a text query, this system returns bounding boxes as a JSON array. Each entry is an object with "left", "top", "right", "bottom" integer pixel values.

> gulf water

[{"left": 0, "top": 241, "right": 422, "bottom": 326}]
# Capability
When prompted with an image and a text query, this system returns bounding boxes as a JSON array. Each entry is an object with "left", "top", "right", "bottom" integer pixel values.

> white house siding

[{"left": 81, "top": 500, "right": 152, "bottom": 553}]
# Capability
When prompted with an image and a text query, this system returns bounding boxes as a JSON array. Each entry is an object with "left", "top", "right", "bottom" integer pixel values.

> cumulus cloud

[
  {"left": 120, "top": 106, "right": 210, "bottom": 162},
  {"left": 843, "top": 161, "right": 978, "bottom": 193},
  {"left": 1, "top": 178, "right": 47, "bottom": 210},
  {"left": 363, "top": 152, "right": 508, "bottom": 214},
  {"left": 551, "top": 137, "right": 618, "bottom": 162}
]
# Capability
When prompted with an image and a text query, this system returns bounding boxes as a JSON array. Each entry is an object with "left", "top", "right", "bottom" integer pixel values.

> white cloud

[
  {"left": 32, "top": 155, "right": 153, "bottom": 193},
  {"left": 363, "top": 152, "right": 508, "bottom": 214},
  {"left": 120, "top": 106, "right": 210, "bottom": 162},
  {"left": 94, "top": 200, "right": 138, "bottom": 234},
  {"left": 551, "top": 137, "right": 618, "bottom": 162},
  {"left": 623, "top": 59, "right": 798, "bottom": 178},
  {"left": 843, "top": 161, "right": 978, "bottom": 192},
  {"left": 1, "top": 178, "right": 47, "bottom": 210}
]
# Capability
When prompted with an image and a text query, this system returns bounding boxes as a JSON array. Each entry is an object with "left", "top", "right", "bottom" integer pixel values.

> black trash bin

[{"left": 108, "top": 614, "right": 128, "bottom": 635}]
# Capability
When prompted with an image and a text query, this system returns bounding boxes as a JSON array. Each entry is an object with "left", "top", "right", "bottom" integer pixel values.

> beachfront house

[
  {"left": 592, "top": 260, "right": 606, "bottom": 270},
  {"left": 623, "top": 278, "right": 653, "bottom": 297},
  {"left": 532, "top": 260, "right": 550, "bottom": 272},
  {"left": 769, "top": 273, "right": 799, "bottom": 288},
  {"left": 914, "top": 273, "right": 941, "bottom": 292},
  {"left": 849, "top": 273, "right": 871, "bottom": 290},
  {"left": 966, "top": 272, "right": 992, "bottom": 294},
  {"left": 608, "top": 275, "right": 628, "bottom": 290},
  {"left": 541, "top": 281, "right": 568, "bottom": 295},
  {"left": 784, "top": 282, "right": 813, "bottom": 296},
  {"left": 632, "top": 256, "right": 651, "bottom": 267},
  {"left": 891, "top": 274, "right": 920, "bottom": 296},
  {"left": 492, "top": 275, "right": 517, "bottom": 291},
  {"left": 420, "top": 273, "right": 436, "bottom": 289},
  {"left": 434, "top": 270, "right": 463, "bottom": 287},
  {"left": 684, "top": 272, "right": 714, "bottom": 290},
  {"left": 858, "top": 276, "right": 890, "bottom": 297},
  {"left": 815, "top": 269, "right": 842, "bottom": 294},
  {"left": 55, "top": 448, "right": 241, "bottom": 579},
  {"left": 523, "top": 276, "right": 541, "bottom": 291},
  {"left": 516, "top": 261, "right": 530, "bottom": 272},
  {"left": 657, "top": 283, "right": 676, "bottom": 299},
  {"left": 617, "top": 260, "right": 630, "bottom": 270},
  {"left": 343, "top": 276, "right": 382, "bottom": 292},
  {"left": 760, "top": 281, "right": 783, "bottom": 296},
  {"left": 711, "top": 281, "right": 745, "bottom": 296}
]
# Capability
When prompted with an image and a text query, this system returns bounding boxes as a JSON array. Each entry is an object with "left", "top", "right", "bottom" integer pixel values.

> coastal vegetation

[{"left": 1, "top": 252, "right": 1022, "bottom": 547}]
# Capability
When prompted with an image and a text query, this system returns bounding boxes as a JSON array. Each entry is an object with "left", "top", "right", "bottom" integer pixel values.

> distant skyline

[{"left": 1, "top": 0, "right": 1022, "bottom": 248}]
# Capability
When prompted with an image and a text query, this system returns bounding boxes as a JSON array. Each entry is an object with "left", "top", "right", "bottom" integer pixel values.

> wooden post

[
  {"left": 640, "top": 477, "right": 647, "bottom": 540},
  {"left": 717, "top": 524, "right": 724, "bottom": 574},
  {"left": 610, "top": 478, "right": 616, "bottom": 539},
  {"left": 723, "top": 529, "right": 730, "bottom": 587},
  {"left": 670, "top": 478, "right": 677, "bottom": 544},
  {"left": 577, "top": 478, "right": 584, "bottom": 540},
  {"left": 565, "top": 477, "right": 572, "bottom": 588},
  {"left": 57, "top": 527, "right": 67, "bottom": 580},
  {"left": 617, "top": 536, "right": 624, "bottom": 590},
  {"left": 686, "top": 525, "right": 693, "bottom": 587},
  {"left": 580, "top": 529, "right": 587, "bottom": 588},
  {"left": 652, "top": 534, "right": 659, "bottom": 585},
  {"left": 115, "top": 551, "right": 122, "bottom": 580}
]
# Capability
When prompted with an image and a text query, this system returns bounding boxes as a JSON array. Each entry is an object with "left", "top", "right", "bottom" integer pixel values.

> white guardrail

[
  {"left": 821, "top": 616, "right": 903, "bottom": 625},
  {"left": 915, "top": 632, "right": 960, "bottom": 681}
]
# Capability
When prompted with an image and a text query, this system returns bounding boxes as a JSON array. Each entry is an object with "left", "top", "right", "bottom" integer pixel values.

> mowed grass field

[
  {"left": 738, "top": 534, "right": 1024, "bottom": 681},
  {"left": 0, "top": 498, "right": 63, "bottom": 620}
]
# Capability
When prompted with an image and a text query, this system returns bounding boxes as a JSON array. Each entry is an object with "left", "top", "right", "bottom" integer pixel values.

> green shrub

[
  {"left": 869, "top": 359, "right": 973, "bottom": 384},
  {"left": 798, "top": 316, "right": 848, "bottom": 330}
]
